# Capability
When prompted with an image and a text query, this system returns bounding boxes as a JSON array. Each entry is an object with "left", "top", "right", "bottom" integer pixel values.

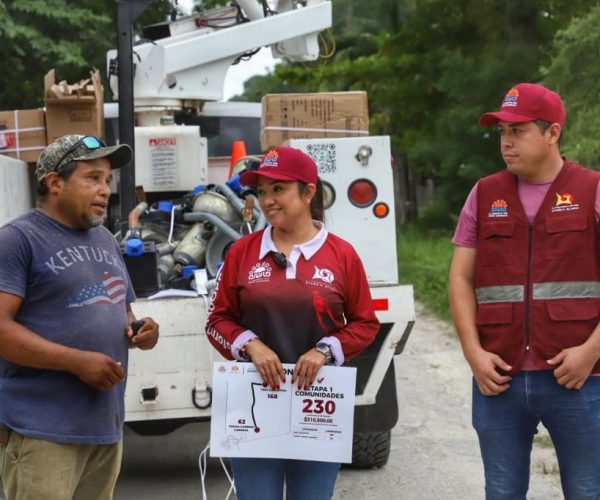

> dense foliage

[
  {"left": 0, "top": 0, "right": 170, "bottom": 109},
  {"left": 543, "top": 4, "right": 600, "bottom": 168}
]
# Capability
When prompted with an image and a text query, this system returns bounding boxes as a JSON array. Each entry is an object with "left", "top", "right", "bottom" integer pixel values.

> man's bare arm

[
  {"left": 0, "top": 291, "right": 125, "bottom": 390},
  {"left": 449, "top": 246, "right": 512, "bottom": 395}
]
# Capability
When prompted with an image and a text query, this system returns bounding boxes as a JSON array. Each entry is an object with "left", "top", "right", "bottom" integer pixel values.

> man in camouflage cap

[
  {"left": 35, "top": 134, "right": 132, "bottom": 183},
  {"left": 35, "top": 134, "right": 133, "bottom": 228},
  {"left": 0, "top": 135, "right": 159, "bottom": 499}
]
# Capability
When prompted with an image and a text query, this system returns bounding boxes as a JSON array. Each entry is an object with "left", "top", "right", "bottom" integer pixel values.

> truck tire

[{"left": 350, "top": 430, "right": 391, "bottom": 468}]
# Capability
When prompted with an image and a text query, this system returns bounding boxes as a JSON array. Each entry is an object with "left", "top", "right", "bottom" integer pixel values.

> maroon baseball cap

[
  {"left": 239, "top": 147, "right": 318, "bottom": 186},
  {"left": 479, "top": 83, "right": 566, "bottom": 127}
]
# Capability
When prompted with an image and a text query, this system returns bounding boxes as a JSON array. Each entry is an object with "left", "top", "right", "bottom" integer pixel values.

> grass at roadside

[{"left": 397, "top": 227, "right": 454, "bottom": 322}]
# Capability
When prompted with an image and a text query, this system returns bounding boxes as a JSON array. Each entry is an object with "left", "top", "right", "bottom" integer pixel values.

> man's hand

[
  {"left": 547, "top": 344, "right": 599, "bottom": 389},
  {"left": 292, "top": 348, "right": 327, "bottom": 390},
  {"left": 72, "top": 351, "right": 126, "bottom": 391},
  {"left": 466, "top": 346, "right": 512, "bottom": 396},
  {"left": 244, "top": 339, "right": 286, "bottom": 390},
  {"left": 126, "top": 317, "right": 159, "bottom": 350}
]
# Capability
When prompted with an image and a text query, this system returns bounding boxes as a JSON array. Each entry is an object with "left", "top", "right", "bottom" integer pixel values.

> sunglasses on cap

[{"left": 54, "top": 135, "right": 106, "bottom": 172}]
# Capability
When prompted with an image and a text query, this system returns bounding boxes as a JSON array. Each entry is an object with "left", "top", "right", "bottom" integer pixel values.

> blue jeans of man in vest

[{"left": 472, "top": 371, "right": 600, "bottom": 500}]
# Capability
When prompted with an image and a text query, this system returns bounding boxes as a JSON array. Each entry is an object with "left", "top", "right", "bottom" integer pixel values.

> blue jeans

[
  {"left": 229, "top": 457, "right": 340, "bottom": 500},
  {"left": 472, "top": 371, "right": 600, "bottom": 500}
]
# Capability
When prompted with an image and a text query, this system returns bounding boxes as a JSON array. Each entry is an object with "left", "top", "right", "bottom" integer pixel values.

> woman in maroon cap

[{"left": 206, "top": 146, "right": 379, "bottom": 500}]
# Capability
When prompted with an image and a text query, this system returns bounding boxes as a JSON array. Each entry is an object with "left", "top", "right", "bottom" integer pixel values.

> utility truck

[{"left": 109, "top": 0, "right": 414, "bottom": 468}]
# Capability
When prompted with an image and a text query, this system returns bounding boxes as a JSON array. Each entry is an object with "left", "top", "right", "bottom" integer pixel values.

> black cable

[{"left": 232, "top": 46, "right": 261, "bottom": 65}]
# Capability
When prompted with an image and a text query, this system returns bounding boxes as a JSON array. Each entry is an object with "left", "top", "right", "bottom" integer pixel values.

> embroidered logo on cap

[
  {"left": 262, "top": 150, "right": 279, "bottom": 168},
  {"left": 488, "top": 199, "right": 508, "bottom": 218},
  {"left": 502, "top": 87, "right": 519, "bottom": 108}
]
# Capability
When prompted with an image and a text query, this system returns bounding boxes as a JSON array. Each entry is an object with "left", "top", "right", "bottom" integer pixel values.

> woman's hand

[
  {"left": 293, "top": 348, "right": 327, "bottom": 389},
  {"left": 244, "top": 339, "right": 286, "bottom": 389}
]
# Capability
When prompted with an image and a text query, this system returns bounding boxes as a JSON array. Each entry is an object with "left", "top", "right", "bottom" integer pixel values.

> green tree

[
  {"left": 543, "top": 4, "right": 600, "bottom": 168},
  {"left": 0, "top": 0, "right": 170, "bottom": 110}
]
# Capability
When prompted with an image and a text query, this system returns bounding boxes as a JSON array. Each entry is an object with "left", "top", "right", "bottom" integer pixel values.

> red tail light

[{"left": 348, "top": 179, "right": 377, "bottom": 207}]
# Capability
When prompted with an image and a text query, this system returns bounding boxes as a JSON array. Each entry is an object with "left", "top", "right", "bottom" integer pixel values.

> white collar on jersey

[{"left": 259, "top": 221, "right": 328, "bottom": 261}]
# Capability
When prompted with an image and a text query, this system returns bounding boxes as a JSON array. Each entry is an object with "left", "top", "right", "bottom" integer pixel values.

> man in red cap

[{"left": 449, "top": 83, "right": 600, "bottom": 499}]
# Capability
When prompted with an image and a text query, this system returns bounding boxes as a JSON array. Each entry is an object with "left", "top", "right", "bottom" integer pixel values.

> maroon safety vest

[{"left": 474, "top": 160, "right": 600, "bottom": 374}]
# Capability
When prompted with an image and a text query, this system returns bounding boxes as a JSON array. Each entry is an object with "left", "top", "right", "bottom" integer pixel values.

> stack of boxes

[
  {"left": 260, "top": 91, "right": 369, "bottom": 151},
  {"left": 0, "top": 68, "right": 104, "bottom": 165}
]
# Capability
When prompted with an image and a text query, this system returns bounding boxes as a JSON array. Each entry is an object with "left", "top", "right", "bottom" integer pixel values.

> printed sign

[
  {"left": 210, "top": 362, "right": 356, "bottom": 463},
  {"left": 149, "top": 137, "right": 178, "bottom": 188}
]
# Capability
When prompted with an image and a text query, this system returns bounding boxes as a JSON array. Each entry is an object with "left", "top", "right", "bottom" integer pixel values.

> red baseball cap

[
  {"left": 239, "top": 147, "right": 318, "bottom": 186},
  {"left": 479, "top": 83, "right": 566, "bottom": 127}
]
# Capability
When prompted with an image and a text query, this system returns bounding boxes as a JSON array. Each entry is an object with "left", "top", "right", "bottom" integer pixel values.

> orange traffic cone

[{"left": 228, "top": 140, "right": 247, "bottom": 178}]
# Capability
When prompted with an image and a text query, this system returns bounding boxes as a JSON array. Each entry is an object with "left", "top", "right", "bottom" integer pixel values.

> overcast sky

[{"left": 176, "top": 0, "right": 277, "bottom": 101}]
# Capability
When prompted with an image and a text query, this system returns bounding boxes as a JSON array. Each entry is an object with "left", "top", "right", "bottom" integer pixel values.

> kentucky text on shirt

[{"left": 45, "top": 245, "right": 126, "bottom": 275}]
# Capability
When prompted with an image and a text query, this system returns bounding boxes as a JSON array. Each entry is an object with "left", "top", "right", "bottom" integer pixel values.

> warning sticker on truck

[{"left": 149, "top": 137, "right": 178, "bottom": 189}]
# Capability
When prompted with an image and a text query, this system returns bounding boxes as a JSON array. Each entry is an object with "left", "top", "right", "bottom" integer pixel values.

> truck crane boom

[{"left": 108, "top": 0, "right": 332, "bottom": 107}]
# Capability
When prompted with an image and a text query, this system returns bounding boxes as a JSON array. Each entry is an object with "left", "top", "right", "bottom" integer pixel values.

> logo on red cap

[
  {"left": 263, "top": 150, "right": 279, "bottom": 168},
  {"left": 502, "top": 87, "right": 519, "bottom": 108}
]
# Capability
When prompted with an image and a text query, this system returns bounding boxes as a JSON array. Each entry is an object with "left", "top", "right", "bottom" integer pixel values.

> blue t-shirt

[{"left": 0, "top": 209, "right": 136, "bottom": 444}]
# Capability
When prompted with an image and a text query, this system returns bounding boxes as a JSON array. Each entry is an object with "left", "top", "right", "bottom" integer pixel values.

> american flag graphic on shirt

[{"left": 67, "top": 272, "right": 126, "bottom": 308}]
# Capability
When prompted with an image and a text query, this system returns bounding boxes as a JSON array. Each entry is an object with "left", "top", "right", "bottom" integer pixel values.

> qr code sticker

[{"left": 306, "top": 143, "right": 336, "bottom": 174}]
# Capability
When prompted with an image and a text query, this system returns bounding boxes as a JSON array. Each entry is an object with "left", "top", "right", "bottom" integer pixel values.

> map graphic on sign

[
  {"left": 210, "top": 362, "right": 357, "bottom": 463},
  {"left": 224, "top": 380, "right": 292, "bottom": 444}
]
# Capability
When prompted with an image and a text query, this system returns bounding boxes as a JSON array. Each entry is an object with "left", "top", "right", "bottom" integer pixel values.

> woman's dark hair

[
  {"left": 298, "top": 179, "right": 324, "bottom": 222},
  {"left": 36, "top": 161, "right": 79, "bottom": 198}
]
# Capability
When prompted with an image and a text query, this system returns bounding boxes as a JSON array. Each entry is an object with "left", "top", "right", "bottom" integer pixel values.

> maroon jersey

[{"left": 206, "top": 225, "right": 379, "bottom": 364}]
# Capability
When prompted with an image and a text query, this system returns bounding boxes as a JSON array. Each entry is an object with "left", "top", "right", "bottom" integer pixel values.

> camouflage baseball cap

[{"left": 35, "top": 134, "right": 132, "bottom": 182}]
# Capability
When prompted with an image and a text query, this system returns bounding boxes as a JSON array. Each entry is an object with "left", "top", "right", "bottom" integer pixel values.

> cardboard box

[
  {"left": 44, "top": 69, "right": 105, "bottom": 144},
  {"left": 0, "top": 109, "right": 46, "bottom": 163},
  {"left": 260, "top": 91, "right": 369, "bottom": 151}
]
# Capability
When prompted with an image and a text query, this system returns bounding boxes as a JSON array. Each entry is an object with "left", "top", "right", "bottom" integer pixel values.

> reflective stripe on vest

[
  {"left": 533, "top": 281, "right": 600, "bottom": 300},
  {"left": 476, "top": 285, "right": 524, "bottom": 304},
  {"left": 476, "top": 281, "right": 600, "bottom": 303}
]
